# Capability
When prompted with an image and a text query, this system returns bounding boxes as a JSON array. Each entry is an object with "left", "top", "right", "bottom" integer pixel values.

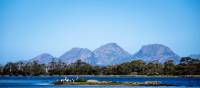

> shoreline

[
  {"left": 1, "top": 75, "right": 200, "bottom": 78},
  {"left": 52, "top": 81, "right": 176, "bottom": 86}
]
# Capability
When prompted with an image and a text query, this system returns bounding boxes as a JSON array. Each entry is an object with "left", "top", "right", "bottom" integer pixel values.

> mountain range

[{"left": 30, "top": 43, "right": 187, "bottom": 66}]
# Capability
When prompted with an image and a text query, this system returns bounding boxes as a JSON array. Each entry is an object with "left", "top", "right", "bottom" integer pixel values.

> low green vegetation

[
  {"left": 0, "top": 57, "right": 200, "bottom": 76},
  {"left": 74, "top": 77, "right": 87, "bottom": 82},
  {"left": 53, "top": 79, "right": 175, "bottom": 86}
]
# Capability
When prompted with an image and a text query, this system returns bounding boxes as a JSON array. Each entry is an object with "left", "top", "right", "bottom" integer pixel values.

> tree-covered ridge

[{"left": 0, "top": 57, "right": 199, "bottom": 76}]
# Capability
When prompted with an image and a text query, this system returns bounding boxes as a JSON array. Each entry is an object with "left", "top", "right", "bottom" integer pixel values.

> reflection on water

[{"left": 0, "top": 76, "right": 200, "bottom": 88}]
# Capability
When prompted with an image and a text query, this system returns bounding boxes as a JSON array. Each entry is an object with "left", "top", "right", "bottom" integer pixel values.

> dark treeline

[{"left": 0, "top": 57, "right": 200, "bottom": 76}]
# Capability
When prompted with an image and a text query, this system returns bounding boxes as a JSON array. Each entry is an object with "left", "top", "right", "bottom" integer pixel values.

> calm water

[{"left": 0, "top": 76, "right": 200, "bottom": 88}]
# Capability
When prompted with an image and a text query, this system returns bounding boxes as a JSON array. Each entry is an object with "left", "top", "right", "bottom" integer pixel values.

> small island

[{"left": 52, "top": 77, "right": 176, "bottom": 86}]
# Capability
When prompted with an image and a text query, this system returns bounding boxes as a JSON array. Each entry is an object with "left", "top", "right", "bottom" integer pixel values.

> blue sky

[{"left": 0, "top": 0, "right": 200, "bottom": 64}]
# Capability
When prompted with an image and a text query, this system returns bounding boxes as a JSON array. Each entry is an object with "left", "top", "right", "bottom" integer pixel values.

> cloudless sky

[{"left": 0, "top": 0, "right": 200, "bottom": 64}]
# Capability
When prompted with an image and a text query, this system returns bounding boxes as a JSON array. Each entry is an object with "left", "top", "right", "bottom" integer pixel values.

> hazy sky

[{"left": 0, "top": 0, "right": 200, "bottom": 64}]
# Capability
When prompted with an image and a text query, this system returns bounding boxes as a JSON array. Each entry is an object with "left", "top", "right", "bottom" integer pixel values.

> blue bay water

[{"left": 0, "top": 76, "right": 200, "bottom": 88}]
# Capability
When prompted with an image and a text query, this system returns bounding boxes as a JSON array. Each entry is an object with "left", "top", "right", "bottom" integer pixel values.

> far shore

[{"left": 1, "top": 75, "right": 200, "bottom": 78}]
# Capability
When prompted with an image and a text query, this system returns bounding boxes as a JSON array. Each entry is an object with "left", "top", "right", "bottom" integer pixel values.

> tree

[
  {"left": 114, "top": 65, "right": 131, "bottom": 75},
  {"left": 0, "top": 64, "right": 3, "bottom": 75},
  {"left": 130, "top": 60, "right": 146, "bottom": 74},
  {"left": 175, "top": 57, "right": 200, "bottom": 75},
  {"left": 3, "top": 62, "right": 18, "bottom": 75},
  {"left": 163, "top": 60, "right": 175, "bottom": 75},
  {"left": 64, "top": 59, "right": 97, "bottom": 75},
  {"left": 30, "top": 61, "right": 46, "bottom": 76},
  {"left": 101, "top": 66, "right": 113, "bottom": 75},
  {"left": 145, "top": 62, "right": 163, "bottom": 75},
  {"left": 48, "top": 59, "right": 66, "bottom": 75}
]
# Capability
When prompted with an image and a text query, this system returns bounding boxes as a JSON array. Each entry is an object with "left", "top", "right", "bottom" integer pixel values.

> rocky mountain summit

[
  {"left": 133, "top": 44, "right": 180, "bottom": 63},
  {"left": 93, "top": 43, "right": 131, "bottom": 66},
  {"left": 59, "top": 48, "right": 95, "bottom": 65},
  {"left": 30, "top": 53, "right": 55, "bottom": 64}
]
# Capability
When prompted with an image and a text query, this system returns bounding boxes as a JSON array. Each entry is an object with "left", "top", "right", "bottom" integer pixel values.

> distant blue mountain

[
  {"left": 133, "top": 44, "right": 180, "bottom": 64},
  {"left": 189, "top": 54, "right": 200, "bottom": 59},
  {"left": 93, "top": 43, "right": 131, "bottom": 66},
  {"left": 30, "top": 53, "right": 55, "bottom": 64},
  {"left": 28, "top": 43, "right": 181, "bottom": 65},
  {"left": 59, "top": 48, "right": 95, "bottom": 65}
]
